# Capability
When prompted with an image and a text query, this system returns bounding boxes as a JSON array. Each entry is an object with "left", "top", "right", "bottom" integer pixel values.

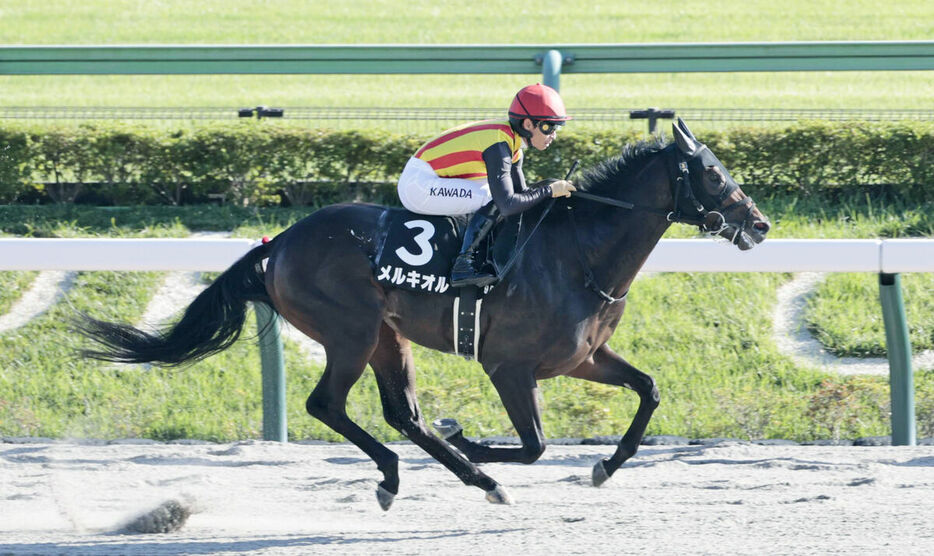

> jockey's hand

[{"left": 550, "top": 179, "right": 576, "bottom": 198}]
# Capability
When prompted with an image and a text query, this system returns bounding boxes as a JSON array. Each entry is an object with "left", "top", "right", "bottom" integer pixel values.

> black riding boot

[{"left": 451, "top": 202, "right": 499, "bottom": 287}]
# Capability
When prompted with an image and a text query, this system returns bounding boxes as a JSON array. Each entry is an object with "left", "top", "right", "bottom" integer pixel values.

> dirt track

[{"left": 1, "top": 439, "right": 932, "bottom": 555}]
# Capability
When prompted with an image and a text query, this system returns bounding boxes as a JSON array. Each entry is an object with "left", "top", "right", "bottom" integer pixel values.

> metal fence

[
  {"left": 3, "top": 106, "right": 932, "bottom": 133},
  {"left": 4, "top": 42, "right": 933, "bottom": 75}
]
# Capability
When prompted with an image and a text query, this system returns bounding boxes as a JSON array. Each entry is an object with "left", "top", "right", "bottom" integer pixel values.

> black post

[
  {"left": 238, "top": 106, "right": 285, "bottom": 119},
  {"left": 629, "top": 108, "right": 676, "bottom": 134}
]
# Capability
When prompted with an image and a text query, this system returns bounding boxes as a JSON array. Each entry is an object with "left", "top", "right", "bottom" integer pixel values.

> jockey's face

[{"left": 523, "top": 118, "right": 557, "bottom": 151}]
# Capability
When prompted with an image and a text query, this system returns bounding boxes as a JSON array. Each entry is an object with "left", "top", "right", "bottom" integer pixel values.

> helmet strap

[{"left": 510, "top": 117, "right": 533, "bottom": 140}]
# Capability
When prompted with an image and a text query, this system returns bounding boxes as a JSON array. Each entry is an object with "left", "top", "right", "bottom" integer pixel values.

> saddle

[{"left": 371, "top": 208, "right": 519, "bottom": 297}]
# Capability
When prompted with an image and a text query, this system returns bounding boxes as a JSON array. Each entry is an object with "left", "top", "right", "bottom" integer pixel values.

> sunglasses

[{"left": 536, "top": 120, "right": 564, "bottom": 135}]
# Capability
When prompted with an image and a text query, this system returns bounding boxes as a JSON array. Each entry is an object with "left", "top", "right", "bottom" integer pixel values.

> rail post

[
  {"left": 879, "top": 273, "right": 916, "bottom": 446},
  {"left": 254, "top": 302, "right": 287, "bottom": 442},
  {"left": 630, "top": 108, "right": 677, "bottom": 135},
  {"left": 539, "top": 49, "right": 563, "bottom": 91}
]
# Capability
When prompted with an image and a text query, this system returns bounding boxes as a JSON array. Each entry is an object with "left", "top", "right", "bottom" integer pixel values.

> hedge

[{"left": 0, "top": 120, "right": 931, "bottom": 206}]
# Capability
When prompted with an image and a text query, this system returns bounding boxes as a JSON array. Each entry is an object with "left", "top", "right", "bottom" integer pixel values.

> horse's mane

[
  {"left": 574, "top": 136, "right": 670, "bottom": 198},
  {"left": 533, "top": 136, "right": 669, "bottom": 221}
]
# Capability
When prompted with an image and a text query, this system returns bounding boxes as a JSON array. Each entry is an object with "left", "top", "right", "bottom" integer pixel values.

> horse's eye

[{"left": 705, "top": 166, "right": 725, "bottom": 185}]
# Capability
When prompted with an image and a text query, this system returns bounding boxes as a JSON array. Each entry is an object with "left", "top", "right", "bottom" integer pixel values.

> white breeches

[{"left": 397, "top": 157, "right": 492, "bottom": 215}]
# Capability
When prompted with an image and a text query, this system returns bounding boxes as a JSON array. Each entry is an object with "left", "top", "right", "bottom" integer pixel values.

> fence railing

[
  {"left": 3, "top": 42, "right": 933, "bottom": 76},
  {"left": 3, "top": 41, "right": 931, "bottom": 131},
  {"left": 1, "top": 237, "right": 930, "bottom": 445}
]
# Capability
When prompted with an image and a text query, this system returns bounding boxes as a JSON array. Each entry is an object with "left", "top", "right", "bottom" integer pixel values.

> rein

[
  {"left": 495, "top": 160, "right": 579, "bottom": 279},
  {"left": 497, "top": 196, "right": 627, "bottom": 306}
]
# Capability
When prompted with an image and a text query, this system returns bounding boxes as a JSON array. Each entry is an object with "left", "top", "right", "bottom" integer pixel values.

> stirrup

[{"left": 451, "top": 259, "right": 497, "bottom": 287}]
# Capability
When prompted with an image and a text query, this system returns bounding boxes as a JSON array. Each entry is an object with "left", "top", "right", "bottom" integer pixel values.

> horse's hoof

[
  {"left": 376, "top": 485, "right": 396, "bottom": 511},
  {"left": 485, "top": 485, "right": 514, "bottom": 505},
  {"left": 592, "top": 459, "right": 612, "bottom": 487},
  {"left": 432, "top": 418, "right": 463, "bottom": 440}
]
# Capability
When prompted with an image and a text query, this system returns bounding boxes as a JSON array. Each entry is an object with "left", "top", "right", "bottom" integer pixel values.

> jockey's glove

[{"left": 550, "top": 180, "right": 577, "bottom": 198}]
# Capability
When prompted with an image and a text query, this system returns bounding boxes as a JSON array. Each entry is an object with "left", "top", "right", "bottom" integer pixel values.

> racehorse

[{"left": 76, "top": 119, "right": 770, "bottom": 510}]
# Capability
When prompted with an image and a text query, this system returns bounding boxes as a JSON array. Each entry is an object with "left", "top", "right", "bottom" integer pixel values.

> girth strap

[{"left": 452, "top": 285, "right": 482, "bottom": 360}]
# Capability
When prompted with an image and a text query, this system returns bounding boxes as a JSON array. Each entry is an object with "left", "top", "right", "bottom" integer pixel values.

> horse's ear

[
  {"left": 672, "top": 119, "right": 699, "bottom": 156},
  {"left": 677, "top": 118, "right": 698, "bottom": 141}
]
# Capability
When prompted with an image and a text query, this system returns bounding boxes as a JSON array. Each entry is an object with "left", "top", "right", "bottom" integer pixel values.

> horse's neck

[{"left": 579, "top": 154, "right": 673, "bottom": 296}]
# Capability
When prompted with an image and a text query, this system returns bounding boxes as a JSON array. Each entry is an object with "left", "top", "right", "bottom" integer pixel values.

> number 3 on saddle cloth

[
  {"left": 370, "top": 208, "right": 520, "bottom": 360},
  {"left": 371, "top": 208, "right": 519, "bottom": 297}
]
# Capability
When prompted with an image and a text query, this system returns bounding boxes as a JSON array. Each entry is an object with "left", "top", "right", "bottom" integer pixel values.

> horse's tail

[{"left": 75, "top": 240, "right": 274, "bottom": 366}]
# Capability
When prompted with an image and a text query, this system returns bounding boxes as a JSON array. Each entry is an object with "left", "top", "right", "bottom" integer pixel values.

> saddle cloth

[
  {"left": 372, "top": 208, "right": 519, "bottom": 297},
  {"left": 371, "top": 208, "right": 523, "bottom": 361}
]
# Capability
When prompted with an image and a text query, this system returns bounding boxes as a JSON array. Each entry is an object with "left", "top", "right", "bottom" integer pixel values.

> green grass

[
  {"left": 4, "top": 73, "right": 933, "bottom": 112},
  {"left": 0, "top": 270, "right": 36, "bottom": 314},
  {"left": 4, "top": 1, "right": 931, "bottom": 44},
  {"left": 806, "top": 273, "right": 934, "bottom": 357},
  {"left": 1, "top": 1, "right": 933, "bottom": 114},
  {"left": 1, "top": 201, "right": 933, "bottom": 442}
]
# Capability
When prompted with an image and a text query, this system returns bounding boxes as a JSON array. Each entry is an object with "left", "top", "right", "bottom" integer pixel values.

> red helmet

[{"left": 508, "top": 83, "right": 571, "bottom": 122}]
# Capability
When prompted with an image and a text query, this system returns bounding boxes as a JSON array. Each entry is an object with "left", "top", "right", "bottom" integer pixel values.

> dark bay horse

[{"left": 77, "top": 119, "right": 770, "bottom": 509}]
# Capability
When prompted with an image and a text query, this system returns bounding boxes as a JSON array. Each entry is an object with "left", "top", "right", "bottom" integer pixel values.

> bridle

[
  {"left": 572, "top": 145, "right": 757, "bottom": 237},
  {"left": 565, "top": 144, "right": 759, "bottom": 304},
  {"left": 665, "top": 144, "right": 760, "bottom": 243},
  {"left": 498, "top": 144, "right": 760, "bottom": 305}
]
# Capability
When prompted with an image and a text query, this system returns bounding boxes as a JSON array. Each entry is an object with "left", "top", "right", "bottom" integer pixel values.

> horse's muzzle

[{"left": 728, "top": 217, "right": 770, "bottom": 251}]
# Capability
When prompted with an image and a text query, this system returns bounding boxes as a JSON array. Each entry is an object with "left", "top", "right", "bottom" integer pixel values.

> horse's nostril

[{"left": 754, "top": 221, "right": 771, "bottom": 233}]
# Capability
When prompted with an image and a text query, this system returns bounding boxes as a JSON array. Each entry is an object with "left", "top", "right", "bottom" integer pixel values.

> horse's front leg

[
  {"left": 435, "top": 365, "right": 547, "bottom": 466},
  {"left": 567, "top": 343, "right": 660, "bottom": 486}
]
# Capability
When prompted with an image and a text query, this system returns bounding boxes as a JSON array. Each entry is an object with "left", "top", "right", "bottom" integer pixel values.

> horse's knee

[
  {"left": 631, "top": 375, "right": 660, "bottom": 409},
  {"left": 306, "top": 392, "right": 339, "bottom": 420},
  {"left": 383, "top": 412, "right": 415, "bottom": 436},
  {"left": 518, "top": 437, "right": 546, "bottom": 464},
  {"left": 382, "top": 409, "right": 426, "bottom": 439},
  {"left": 645, "top": 378, "right": 660, "bottom": 409}
]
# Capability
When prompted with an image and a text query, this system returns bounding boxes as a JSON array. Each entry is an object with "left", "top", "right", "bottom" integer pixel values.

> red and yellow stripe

[{"left": 415, "top": 120, "right": 522, "bottom": 180}]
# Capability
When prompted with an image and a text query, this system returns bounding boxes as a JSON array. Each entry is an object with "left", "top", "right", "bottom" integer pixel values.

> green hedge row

[{"left": 1, "top": 120, "right": 931, "bottom": 206}]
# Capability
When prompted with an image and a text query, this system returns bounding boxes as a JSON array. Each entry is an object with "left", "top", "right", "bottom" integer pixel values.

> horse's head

[{"left": 671, "top": 119, "right": 770, "bottom": 250}]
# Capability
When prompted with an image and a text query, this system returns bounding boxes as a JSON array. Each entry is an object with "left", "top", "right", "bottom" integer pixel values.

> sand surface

[{"left": 1, "top": 439, "right": 932, "bottom": 555}]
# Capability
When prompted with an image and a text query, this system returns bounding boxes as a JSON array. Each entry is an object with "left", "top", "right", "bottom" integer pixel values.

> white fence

[{"left": 1, "top": 237, "right": 932, "bottom": 273}]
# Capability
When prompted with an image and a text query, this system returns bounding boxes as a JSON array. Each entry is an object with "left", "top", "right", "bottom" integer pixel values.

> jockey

[{"left": 397, "top": 83, "right": 576, "bottom": 287}]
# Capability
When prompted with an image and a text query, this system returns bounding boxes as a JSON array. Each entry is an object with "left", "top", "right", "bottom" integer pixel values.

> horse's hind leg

[
  {"left": 435, "top": 366, "right": 547, "bottom": 465},
  {"left": 369, "top": 323, "right": 509, "bottom": 505},
  {"left": 567, "top": 343, "right": 660, "bottom": 487},
  {"left": 304, "top": 325, "right": 403, "bottom": 510}
]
